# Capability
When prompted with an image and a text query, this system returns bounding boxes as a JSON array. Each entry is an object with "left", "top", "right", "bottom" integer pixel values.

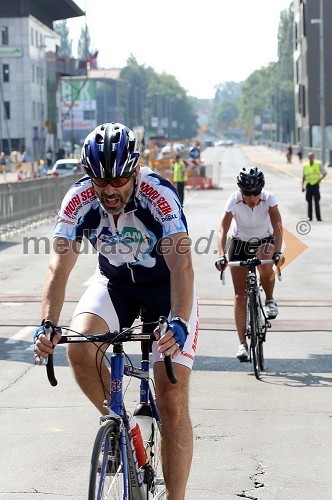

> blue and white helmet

[{"left": 81, "top": 122, "right": 140, "bottom": 179}]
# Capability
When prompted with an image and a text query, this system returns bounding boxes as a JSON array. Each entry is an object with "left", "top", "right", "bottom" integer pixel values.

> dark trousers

[
  {"left": 306, "top": 184, "right": 321, "bottom": 220},
  {"left": 176, "top": 182, "right": 185, "bottom": 205}
]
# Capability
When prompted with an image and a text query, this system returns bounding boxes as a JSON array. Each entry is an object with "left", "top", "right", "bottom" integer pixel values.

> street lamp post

[{"left": 311, "top": 0, "right": 325, "bottom": 165}]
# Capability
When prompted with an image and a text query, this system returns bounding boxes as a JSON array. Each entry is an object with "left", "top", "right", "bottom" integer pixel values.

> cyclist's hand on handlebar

[
  {"left": 157, "top": 320, "right": 188, "bottom": 359},
  {"left": 33, "top": 322, "right": 62, "bottom": 365},
  {"left": 273, "top": 252, "right": 285, "bottom": 267},
  {"left": 215, "top": 255, "right": 228, "bottom": 271}
]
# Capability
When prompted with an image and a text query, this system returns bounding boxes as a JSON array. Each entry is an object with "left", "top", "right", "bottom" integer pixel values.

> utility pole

[{"left": 311, "top": 0, "right": 325, "bottom": 164}]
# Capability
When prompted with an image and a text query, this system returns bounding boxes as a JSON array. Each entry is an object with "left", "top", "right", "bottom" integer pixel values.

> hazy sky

[{"left": 67, "top": 0, "right": 292, "bottom": 99}]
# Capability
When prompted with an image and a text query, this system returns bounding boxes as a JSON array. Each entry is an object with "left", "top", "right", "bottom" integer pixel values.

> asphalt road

[{"left": 0, "top": 145, "right": 331, "bottom": 499}]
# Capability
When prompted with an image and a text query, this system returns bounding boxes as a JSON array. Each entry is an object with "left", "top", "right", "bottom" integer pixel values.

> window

[
  {"left": 1, "top": 26, "right": 9, "bottom": 45},
  {"left": 84, "top": 110, "right": 95, "bottom": 120},
  {"left": 35, "top": 31, "right": 38, "bottom": 47},
  {"left": 33, "top": 101, "right": 36, "bottom": 120},
  {"left": 4, "top": 101, "right": 10, "bottom": 120},
  {"left": 32, "top": 64, "right": 35, "bottom": 83},
  {"left": 3, "top": 64, "right": 9, "bottom": 82},
  {"left": 31, "top": 27, "right": 34, "bottom": 46}
]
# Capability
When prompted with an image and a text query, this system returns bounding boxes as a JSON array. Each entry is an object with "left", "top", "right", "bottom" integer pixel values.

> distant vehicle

[
  {"left": 226, "top": 140, "right": 234, "bottom": 147},
  {"left": 50, "top": 158, "right": 81, "bottom": 177},
  {"left": 203, "top": 140, "right": 214, "bottom": 148},
  {"left": 215, "top": 140, "right": 225, "bottom": 147}
]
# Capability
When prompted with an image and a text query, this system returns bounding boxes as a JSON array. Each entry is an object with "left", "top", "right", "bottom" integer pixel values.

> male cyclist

[
  {"left": 215, "top": 167, "right": 283, "bottom": 361},
  {"left": 34, "top": 122, "right": 198, "bottom": 500}
]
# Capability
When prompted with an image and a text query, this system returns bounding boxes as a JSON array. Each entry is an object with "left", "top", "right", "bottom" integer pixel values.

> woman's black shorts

[{"left": 228, "top": 237, "right": 274, "bottom": 261}]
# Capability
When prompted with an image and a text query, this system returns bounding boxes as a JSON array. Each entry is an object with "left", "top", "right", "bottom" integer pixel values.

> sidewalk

[
  {"left": 240, "top": 144, "right": 332, "bottom": 185},
  {"left": 0, "top": 172, "right": 20, "bottom": 183},
  {"left": 240, "top": 145, "right": 304, "bottom": 180}
]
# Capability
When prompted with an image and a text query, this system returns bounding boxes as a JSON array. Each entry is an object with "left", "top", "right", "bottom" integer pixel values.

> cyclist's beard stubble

[{"left": 97, "top": 184, "right": 134, "bottom": 215}]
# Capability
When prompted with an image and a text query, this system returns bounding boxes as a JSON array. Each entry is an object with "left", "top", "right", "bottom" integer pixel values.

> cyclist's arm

[
  {"left": 158, "top": 232, "right": 194, "bottom": 356},
  {"left": 41, "top": 237, "right": 80, "bottom": 324},
  {"left": 162, "top": 232, "right": 194, "bottom": 320},
  {"left": 269, "top": 205, "right": 283, "bottom": 254},
  {"left": 35, "top": 237, "right": 80, "bottom": 364},
  {"left": 217, "top": 210, "right": 233, "bottom": 256}
]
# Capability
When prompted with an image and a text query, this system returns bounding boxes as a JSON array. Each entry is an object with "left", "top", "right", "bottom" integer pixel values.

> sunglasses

[
  {"left": 241, "top": 188, "right": 262, "bottom": 197},
  {"left": 92, "top": 174, "right": 134, "bottom": 188}
]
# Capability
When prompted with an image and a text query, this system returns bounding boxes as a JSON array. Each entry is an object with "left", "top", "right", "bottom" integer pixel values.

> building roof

[
  {"left": 88, "top": 68, "right": 123, "bottom": 80},
  {"left": 0, "top": 0, "right": 84, "bottom": 29}
]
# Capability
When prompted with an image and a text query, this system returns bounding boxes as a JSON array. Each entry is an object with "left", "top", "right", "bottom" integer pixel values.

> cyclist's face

[
  {"left": 241, "top": 189, "right": 262, "bottom": 208},
  {"left": 93, "top": 167, "right": 139, "bottom": 215}
]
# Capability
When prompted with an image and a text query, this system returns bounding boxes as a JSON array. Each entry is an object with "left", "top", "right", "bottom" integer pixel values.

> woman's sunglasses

[
  {"left": 91, "top": 174, "right": 134, "bottom": 188},
  {"left": 241, "top": 188, "right": 262, "bottom": 197}
]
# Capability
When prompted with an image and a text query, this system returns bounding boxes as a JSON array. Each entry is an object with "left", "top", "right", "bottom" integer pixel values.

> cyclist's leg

[
  {"left": 67, "top": 271, "right": 139, "bottom": 414},
  {"left": 228, "top": 239, "right": 249, "bottom": 345},
  {"left": 257, "top": 242, "right": 275, "bottom": 301},
  {"left": 153, "top": 362, "right": 192, "bottom": 500},
  {"left": 150, "top": 285, "right": 198, "bottom": 500},
  {"left": 230, "top": 266, "right": 248, "bottom": 344}
]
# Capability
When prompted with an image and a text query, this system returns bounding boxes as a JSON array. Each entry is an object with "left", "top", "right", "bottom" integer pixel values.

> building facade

[
  {"left": 294, "top": 0, "right": 332, "bottom": 159},
  {"left": 0, "top": 0, "right": 84, "bottom": 158}
]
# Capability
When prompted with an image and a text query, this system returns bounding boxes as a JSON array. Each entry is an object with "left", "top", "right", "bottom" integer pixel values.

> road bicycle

[
  {"left": 221, "top": 257, "right": 281, "bottom": 380},
  {"left": 44, "top": 315, "right": 176, "bottom": 499}
]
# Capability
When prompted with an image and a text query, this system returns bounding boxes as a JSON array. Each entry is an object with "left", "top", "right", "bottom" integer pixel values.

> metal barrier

[{"left": 0, "top": 175, "right": 82, "bottom": 226}]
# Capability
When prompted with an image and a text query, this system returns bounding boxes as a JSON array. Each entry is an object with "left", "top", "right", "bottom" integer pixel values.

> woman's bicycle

[
  {"left": 221, "top": 257, "right": 282, "bottom": 380},
  {"left": 43, "top": 315, "right": 176, "bottom": 499}
]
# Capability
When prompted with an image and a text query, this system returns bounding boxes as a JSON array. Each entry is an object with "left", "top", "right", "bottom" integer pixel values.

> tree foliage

[
  {"left": 238, "top": 4, "right": 295, "bottom": 143},
  {"left": 120, "top": 56, "right": 198, "bottom": 139},
  {"left": 53, "top": 20, "right": 72, "bottom": 58},
  {"left": 77, "top": 25, "right": 91, "bottom": 61}
]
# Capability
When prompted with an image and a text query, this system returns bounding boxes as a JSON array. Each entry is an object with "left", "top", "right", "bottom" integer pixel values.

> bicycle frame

[
  {"left": 225, "top": 258, "right": 281, "bottom": 379},
  {"left": 107, "top": 338, "right": 161, "bottom": 496},
  {"left": 44, "top": 317, "right": 172, "bottom": 499}
]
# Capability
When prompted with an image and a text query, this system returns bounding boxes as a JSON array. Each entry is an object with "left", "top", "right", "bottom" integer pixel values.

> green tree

[
  {"left": 53, "top": 20, "right": 72, "bottom": 58},
  {"left": 238, "top": 4, "right": 295, "bottom": 144},
  {"left": 120, "top": 56, "right": 198, "bottom": 139},
  {"left": 214, "top": 82, "right": 241, "bottom": 131},
  {"left": 77, "top": 24, "right": 91, "bottom": 62}
]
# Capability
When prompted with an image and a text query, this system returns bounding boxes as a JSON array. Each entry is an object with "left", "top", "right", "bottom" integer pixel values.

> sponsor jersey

[
  {"left": 54, "top": 166, "right": 188, "bottom": 282},
  {"left": 225, "top": 190, "right": 277, "bottom": 241}
]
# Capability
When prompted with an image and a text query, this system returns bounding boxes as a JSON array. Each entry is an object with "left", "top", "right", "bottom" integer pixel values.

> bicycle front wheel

[
  {"left": 248, "top": 289, "right": 261, "bottom": 380},
  {"left": 147, "top": 419, "right": 166, "bottom": 499},
  {"left": 88, "top": 419, "right": 128, "bottom": 500}
]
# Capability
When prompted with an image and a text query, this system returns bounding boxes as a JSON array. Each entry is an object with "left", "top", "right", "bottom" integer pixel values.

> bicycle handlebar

[
  {"left": 45, "top": 316, "right": 177, "bottom": 386},
  {"left": 220, "top": 257, "right": 282, "bottom": 284}
]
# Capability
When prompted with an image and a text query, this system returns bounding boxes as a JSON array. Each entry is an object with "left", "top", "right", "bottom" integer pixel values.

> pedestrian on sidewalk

[
  {"left": 0, "top": 152, "right": 7, "bottom": 180},
  {"left": 296, "top": 142, "right": 303, "bottom": 163},
  {"left": 302, "top": 152, "right": 327, "bottom": 221},
  {"left": 215, "top": 166, "right": 284, "bottom": 362},
  {"left": 286, "top": 144, "right": 293, "bottom": 163}
]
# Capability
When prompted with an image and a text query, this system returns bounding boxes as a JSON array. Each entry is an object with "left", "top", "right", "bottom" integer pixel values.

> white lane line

[{"left": 5, "top": 326, "right": 35, "bottom": 344}]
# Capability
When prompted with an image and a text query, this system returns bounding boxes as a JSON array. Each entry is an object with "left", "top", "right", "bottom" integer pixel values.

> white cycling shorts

[{"left": 72, "top": 269, "right": 199, "bottom": 370}]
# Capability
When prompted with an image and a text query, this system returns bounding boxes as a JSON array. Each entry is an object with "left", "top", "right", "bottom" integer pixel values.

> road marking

[{"left": 5, "top": 326, "right": 35, "bottom": 344}]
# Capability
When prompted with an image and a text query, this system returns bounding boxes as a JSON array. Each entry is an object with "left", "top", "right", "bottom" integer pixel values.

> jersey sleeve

[
  {"left": 224, "top": 192, "right": 237, "bottom": 214},
  {"left": 265, "top": 192, "right": 278, "bottom": 207},
  {"left": 54, "top": 180, "right": 100, "bottom": 242},
  {"left": 137, "top": 174, "right": 188, "bottom": 238}
]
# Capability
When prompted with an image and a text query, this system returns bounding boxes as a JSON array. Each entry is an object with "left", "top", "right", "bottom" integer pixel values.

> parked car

[{"left": 50, "top": 158, "right": 81, "bottom": 177}]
